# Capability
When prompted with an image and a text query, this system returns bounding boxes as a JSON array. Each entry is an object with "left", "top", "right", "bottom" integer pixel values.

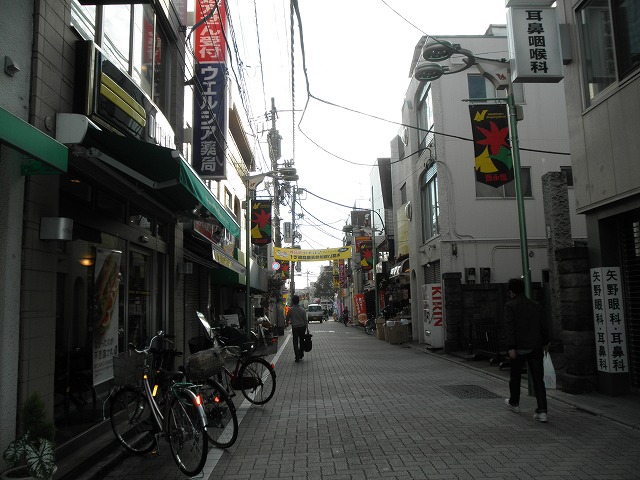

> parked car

[{"left": 307, "top": 304, "right": 324, "bottom": 323}]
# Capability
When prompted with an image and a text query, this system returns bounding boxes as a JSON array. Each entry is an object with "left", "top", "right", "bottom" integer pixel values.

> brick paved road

[{"left": 100, "top": 322, "right": 640, "bottom": 480}]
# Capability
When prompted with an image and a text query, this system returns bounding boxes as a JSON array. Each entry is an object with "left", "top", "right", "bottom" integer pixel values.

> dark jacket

[{"left": 504, "top": 294, "right": 549, "bottom": 351}]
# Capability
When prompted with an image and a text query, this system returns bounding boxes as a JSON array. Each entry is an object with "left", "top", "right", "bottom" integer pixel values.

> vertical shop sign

[
  {"left": 469, "top": 104, "right": 513, "bottom": 188},
  {"left": 251, "top": 199, "right": 272, "bottom": 245},
  {"left": 93, "top": 248, "right": 122, "bottom": 385},
  {"left": 424, "top": 283, "right": 444, "bottom": 348},
  {"left": 355, "top": 236, "right": 373, "bottom": 270},
  {"left": 193, "top": 0, "right": 227, "bottom": 179},
  {"left": 339, "top": 259, "right": 347, "bottom": 289},
  {"left": 354, "top": 293, "right": 367, "bottom": 326},
  {"left": 507, "top": 6, "right": 563, "bottom": 83},
  {"left": 333, "top": 260, "right": 340, "bottom": 288},
  {"left": 590, "top": 267, "right": 628, "bottom": 373}
]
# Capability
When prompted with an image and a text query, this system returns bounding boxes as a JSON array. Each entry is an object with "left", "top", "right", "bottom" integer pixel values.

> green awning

[
  {"left": 81, "top": 127, "right": 240, "bottom": 237},
  {"left": 0, "top": 107, "right": 67, "bottom": 174}
]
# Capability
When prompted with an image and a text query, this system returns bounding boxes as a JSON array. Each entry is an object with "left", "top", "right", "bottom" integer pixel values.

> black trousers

[
  {"left": 508, "top": 348, "right": 548, "bottom": 413},
  {"left": 292, "top": 326, "right": 306, "bottom": 360}
]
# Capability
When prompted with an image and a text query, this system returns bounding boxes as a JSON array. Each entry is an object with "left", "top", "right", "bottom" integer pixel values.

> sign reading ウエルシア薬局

[{"left": 590, "top": 267, "right": 629, "bottom": 373}]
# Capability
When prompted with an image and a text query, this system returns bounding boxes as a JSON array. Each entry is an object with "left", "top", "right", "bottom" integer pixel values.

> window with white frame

[
  {"left": 421, "top": 164, "right": 439, "bottom": 241},
  {"left": 476, "top": 167, "right": 533, "bottom": 198},
  {"left": 578, "top": 0, "right": 640, "bottom": 105},
  {"left": 417, "top": 82, "right": 434, "bottom": 149}
]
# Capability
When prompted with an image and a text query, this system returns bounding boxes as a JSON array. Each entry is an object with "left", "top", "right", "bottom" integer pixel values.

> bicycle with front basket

[
  {"left": 193, "top": 311, "right": 277, "bottom": 405},
  {"left": 110, "top": 332, "right": 208, "bottom": 477},
  {"left": 145, "top": 332, "right": 239, "bottom": 450}
]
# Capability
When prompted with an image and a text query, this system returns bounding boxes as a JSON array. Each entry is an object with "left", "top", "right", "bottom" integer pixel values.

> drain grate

[{"left": 441, "top": 384, "right": 500, "bottom": 399}]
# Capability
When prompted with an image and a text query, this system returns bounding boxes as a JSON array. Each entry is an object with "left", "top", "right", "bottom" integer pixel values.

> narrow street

[{"left": 96, "top": 322, "right": 640, "bottom": 480}]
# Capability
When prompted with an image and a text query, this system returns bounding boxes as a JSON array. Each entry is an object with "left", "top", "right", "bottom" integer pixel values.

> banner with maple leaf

[
  {"left": 251, "top": 199, "right": 272, "bottom": 245},
  {"left": 469, "top": 104, "right": 513, "bottom": 188},
  {"left": 355, "top": 236, "right": 373, "bottom": 271}
]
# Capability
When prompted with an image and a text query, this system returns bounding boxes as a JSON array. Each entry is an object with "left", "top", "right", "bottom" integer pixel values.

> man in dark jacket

[
  {"left": 504, "top": 278, "right": 550, "bottom": 422},
  {"left": 286, "top": 295, "right": 308, "bottom": 362}
]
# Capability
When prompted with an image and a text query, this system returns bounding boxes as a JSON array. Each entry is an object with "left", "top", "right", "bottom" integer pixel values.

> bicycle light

[
  {"left": 194, "top": 395, "right": 203, "bottom": 407},
  {"left": 152, "top": 384, "right": 159, "bottom": 397}
]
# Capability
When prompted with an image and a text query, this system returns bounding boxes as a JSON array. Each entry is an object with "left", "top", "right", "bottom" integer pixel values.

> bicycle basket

[
  {"left": 112, "top": 351, "right": 151, "bottom": 386},
  {"left": 186, "top": 348, "right": 224, "bottom": 380},
  {"left": 188, "top": 335, "right": 213, "bottom": 354}
]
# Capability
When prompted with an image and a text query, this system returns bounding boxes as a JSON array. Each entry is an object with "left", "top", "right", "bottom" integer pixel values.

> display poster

[
  {"left": 354, "top": 293, "right": 367, "bottom": 326},
  {"left": 469, "top": 104, "right": 513, "bottom": 188},
  {"left": 93, "top": 248, "right": 122, "bottom": 385}
]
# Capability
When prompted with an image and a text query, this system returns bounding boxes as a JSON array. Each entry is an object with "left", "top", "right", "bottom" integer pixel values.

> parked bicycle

[
  {"left": 146, "top": 333, "right": 239, "bottom": 449},
  {"left": 193, "top": 311, "right": 277, "bottom": 405},
  {"left": 110, "top": 332, "right": 208, "bottom": 477},
  {"left": 364, "top": 315, "right": 376, "bottom": 336}
]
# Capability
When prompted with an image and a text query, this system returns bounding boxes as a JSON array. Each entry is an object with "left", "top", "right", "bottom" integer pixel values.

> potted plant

[{"left": 2, "top": 392, "right": 56, "bottom": 479}]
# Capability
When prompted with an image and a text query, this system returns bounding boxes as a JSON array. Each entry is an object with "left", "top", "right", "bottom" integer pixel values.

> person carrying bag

[
  {"left": 302, "top": 328, "right": 313, "bottom": 352},
  {"left": 285, "top": 295, "right": 308, "bottom": 363}
]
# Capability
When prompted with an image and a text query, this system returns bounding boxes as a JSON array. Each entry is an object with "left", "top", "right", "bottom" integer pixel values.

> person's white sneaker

[
  {"left": 533, "top": 412, "right": 548, "bottom": 423},
  {"left": 504, "top": 398, "right": 520, "bottom": 412}
]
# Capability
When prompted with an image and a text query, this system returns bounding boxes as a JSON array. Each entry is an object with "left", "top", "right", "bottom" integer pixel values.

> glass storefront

[{"left": 54, "top": 175, "right": 167, "bottom": 444}]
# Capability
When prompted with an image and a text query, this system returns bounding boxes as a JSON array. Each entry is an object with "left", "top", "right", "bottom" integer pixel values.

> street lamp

[
  {"left": 413, "top": 40, "right": 532, "bottom": 297},
  {"left": 242, "top": 168, "right": 298, "bottom": 332}
]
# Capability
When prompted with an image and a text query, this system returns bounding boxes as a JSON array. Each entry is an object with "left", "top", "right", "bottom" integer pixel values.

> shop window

[
  {"left": 129, "top": 204, "right": 153, "bottom": 234},
  {"left": 96, "top": 189, "right": 126, "bottom": 222},
  {"left": 476, "top": 167, "right": 532, "bottom": 198},
  {"left": 60, "top": 174, "right": 92, "bottom": 205},
  {"left": 70, "top": 0, "right": 174, "bottom": 117},
  {"left": 103, "top": 4, "right": 132, "bottom": 73},
  {"left": 561, "top": 166, "right": 574, "bottom": 187},
  {"left": 578, "top": 0, "right": 640, "bottom": 106},
  {"left": 416, "top": 82, "right": 434, "bottom": 149},
  {"left": 421, "top": 164, "right": 439, "bottom": 241}
]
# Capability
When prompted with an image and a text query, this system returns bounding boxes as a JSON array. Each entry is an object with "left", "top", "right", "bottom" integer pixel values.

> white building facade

[{"left": 393, "top": 26, "right": 586, "bottom": 348}]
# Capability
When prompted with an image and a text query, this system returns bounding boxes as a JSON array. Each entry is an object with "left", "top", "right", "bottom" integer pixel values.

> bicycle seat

[{"left": 154, "top": 368, "right": 184, "bottom": 384}]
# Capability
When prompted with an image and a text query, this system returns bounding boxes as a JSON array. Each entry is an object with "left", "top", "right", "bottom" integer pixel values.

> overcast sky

[{"left": 223, "top": 0, "right": 509, "bottom": 285}]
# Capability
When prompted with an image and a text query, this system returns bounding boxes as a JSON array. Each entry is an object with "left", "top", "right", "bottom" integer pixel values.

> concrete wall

[{"left": 0, "top": 0, "right": 34, "bottom": 460}]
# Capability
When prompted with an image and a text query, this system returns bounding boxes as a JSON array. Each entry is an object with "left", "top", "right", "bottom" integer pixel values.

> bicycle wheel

[
  {"left": 110, "top": 386, "right": 157, "bottom": 454},
  {"left": 168, "top": 389, "right": 208, "bottom": 477},
  {"left": 365, "top": 320, "right": 376, "bottom": 335},
  {"left": 200, "top": 379, "right": 238, "bottom": 448},
  {"left": 238, "top": 356, "right": 276, "bottom": 405}
]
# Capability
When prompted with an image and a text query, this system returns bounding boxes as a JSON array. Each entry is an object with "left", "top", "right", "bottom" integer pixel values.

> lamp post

[
  {"left": 242, "top": 168, "right": 297, "bottom": 333},
  {"left": 414, "top": 40, "right": 532, "bottom": 297}
]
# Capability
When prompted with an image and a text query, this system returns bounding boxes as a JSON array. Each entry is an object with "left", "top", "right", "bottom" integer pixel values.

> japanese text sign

[
  {"left": 507, "top": 6, "right": 563, "bottom": 83},
  {"left": 590, "top": 267, "right": 628, "bottom": 374}
]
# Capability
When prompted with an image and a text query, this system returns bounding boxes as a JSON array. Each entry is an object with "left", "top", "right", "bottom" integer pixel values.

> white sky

[{"left": 224, "top": 0, "right": 509, "bottom": 284}]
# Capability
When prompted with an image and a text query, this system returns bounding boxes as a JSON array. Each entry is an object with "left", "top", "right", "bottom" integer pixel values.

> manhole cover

[{"left": 441, "top": 384, "right": 500, "bottom": 399}]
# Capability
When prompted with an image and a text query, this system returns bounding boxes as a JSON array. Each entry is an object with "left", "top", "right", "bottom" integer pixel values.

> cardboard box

[{"left": 386, "top": 323, "right": 409, "bottom": 345}]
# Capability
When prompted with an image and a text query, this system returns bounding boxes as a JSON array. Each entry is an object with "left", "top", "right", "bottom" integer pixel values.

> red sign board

[{"left": 194, "top": 0, "right": 227, "bottom": 63}]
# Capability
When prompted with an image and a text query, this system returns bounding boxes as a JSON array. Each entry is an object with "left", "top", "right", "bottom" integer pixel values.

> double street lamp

[
  {"left": 242, "top": 167, "right": 298, "bottom": 332},
  {"left": 414, "top": 40, "right": 532, "bottom": 297}
]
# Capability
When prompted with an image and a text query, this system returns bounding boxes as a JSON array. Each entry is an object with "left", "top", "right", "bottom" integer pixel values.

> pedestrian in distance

[
  {"left": 503, "top": 277, "right": 550, "bottom": 422},
  {"left": 286, "top": 295, "right": 308, "bottom": 363}
]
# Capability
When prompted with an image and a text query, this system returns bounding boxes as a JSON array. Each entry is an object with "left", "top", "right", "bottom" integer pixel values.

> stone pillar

[
  {"left": 557, "top": 247, "right": 597, "bottom": 393},
  {"left": 442, "top": 272, "right": 462, "bottom": 353},
  {"left": 542, "top": 172, "right": 574, "bottom": 344}
]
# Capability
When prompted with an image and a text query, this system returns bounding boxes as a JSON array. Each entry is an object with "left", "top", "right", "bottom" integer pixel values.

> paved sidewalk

[{"left": 82, "top": 322, "right": 640, "bottom": 480}]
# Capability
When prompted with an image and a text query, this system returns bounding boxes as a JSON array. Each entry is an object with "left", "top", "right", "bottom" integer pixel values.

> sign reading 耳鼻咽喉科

[{"left": 507, "top": 5, "right": 563, "bottom": 84}]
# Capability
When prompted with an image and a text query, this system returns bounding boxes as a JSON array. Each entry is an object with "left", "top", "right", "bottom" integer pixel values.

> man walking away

[
  {"left": 504, "top": 278, "right": 550, "bottom": 422},
  {"left": 286, "top": 295, "right": 308, "bottom": 363}
]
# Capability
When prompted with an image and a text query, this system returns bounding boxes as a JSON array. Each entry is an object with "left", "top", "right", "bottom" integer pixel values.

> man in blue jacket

[
  {"left": 286, "top": 295, "right": 308, "bottom": 363},
  {"left": 504, "top": 278, "right": 550, "bottom": 422}
]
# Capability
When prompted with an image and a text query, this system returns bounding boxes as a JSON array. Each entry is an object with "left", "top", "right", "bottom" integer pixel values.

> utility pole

[
  {"left": 290, "top": 185, "right": 297, "bottom": 298},
  {"left": 267, "top": 98, "right": 282, "bottom": 248}
]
